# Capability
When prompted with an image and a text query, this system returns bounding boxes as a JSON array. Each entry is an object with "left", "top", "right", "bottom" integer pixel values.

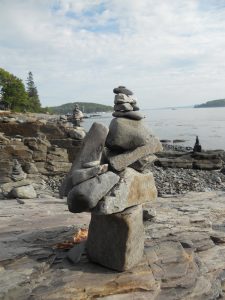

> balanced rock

[
  {"left": 10, "top": 159, "right": 27, "bottom": 181},
  {"left": 106, "top": 118, "right": 154, "bottom": 151},
  {"left": 67, "top": 171, "right": 120, "bottom": 213},
  {"left": 87, "top": 205, "right": 144, "bottom": 271},
  {"left": 60, "top": 122, "right": 109, "bottom": 197},
  {"left": 105, "top": 142, "right": 162, "bottom": 171},
  {"left": 113, "top": 86, "right": 133, "bottom": 96},
  {"left": 72, "top": 164, "right": 108, "bottom": 186},
  {"left": 114, "top": 103, "right": 133, "bottom": 111},
  {"left": 130, "top": 154, "right": 157, "bottom": 172},
  {"left": 112, "top": 111, "right": 144, "bottom": 120},
  {"left": 94, "top": 168, "right": 157, "bottom": 215}
]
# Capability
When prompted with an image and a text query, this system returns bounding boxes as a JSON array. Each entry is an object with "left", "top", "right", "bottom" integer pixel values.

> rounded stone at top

[{"left": 113, "top": 86, "right": 133, "bottom": 96}]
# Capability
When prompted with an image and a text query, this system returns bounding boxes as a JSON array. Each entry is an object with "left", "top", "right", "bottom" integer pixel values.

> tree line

[{"left": 0, "top": 68, "right": 45, "bottom": 112}]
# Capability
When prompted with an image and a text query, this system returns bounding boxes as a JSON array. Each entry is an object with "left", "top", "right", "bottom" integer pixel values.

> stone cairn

[
  {"left": 60, "top": 86, "right": 162, "bottom": 271},
  {"left": 66, "top": 104, "right": 86, "bottom": 140}
]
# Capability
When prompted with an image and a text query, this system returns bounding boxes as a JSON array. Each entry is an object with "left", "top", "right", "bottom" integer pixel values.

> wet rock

[
  {"left": 94, "top": 168, "right": 157, "bottom": 214},
  {"left": 87, "top": 205, "right": 144, "bottom": 271},
  {"left": 67, "top": 171, "right": 120, "bottom": 213}
]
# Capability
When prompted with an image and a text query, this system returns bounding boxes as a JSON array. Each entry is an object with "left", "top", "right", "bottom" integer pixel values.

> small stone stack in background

[{"left": 62, "top": 86, "right": 162, "bottom": 272}]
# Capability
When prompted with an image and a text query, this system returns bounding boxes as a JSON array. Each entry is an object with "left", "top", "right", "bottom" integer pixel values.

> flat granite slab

[{"left": 1, "top": 191, "right": 225, "bottom": 299}]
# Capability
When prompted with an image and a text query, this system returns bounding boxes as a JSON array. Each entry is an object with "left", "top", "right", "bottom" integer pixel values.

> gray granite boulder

[
  {"left": 113, "top": 86, "right": 133, "bottom": 96},
  {"left": 94, "top": 168, "right": 157, "bottom": 214},
  {"left": 72, "top": 164, "right": 108, "bottom": 186},
  {"left": 106, "top": 118, "right": 154, "bottom": 151},
  {"left": 87, "top": 205, "right": 144, "bottom": 271},
  {"left": 60, "top": 122, "right": 109, "bottom": 197},
  {"left": 67, "top": 171, "right": 120, "bottom": 213},
  {"left": 105, "top": 142, "right": 162, "bottom": 171},
  {"left": 112, "top": 111, "right": 144, "bottom": 120}
]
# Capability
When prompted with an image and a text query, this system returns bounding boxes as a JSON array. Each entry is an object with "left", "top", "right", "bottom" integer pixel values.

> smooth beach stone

[
  {"left": 67, "top": 171, "right": 120, "bottom": 213},
  {"left": 106, "top": 118, "right": 153, "bottom": 151},
  {"left": 59, "top": 122, "right": 108, "bottom": 197},
  {"left": 112, "top": 111, "right": 144, "bottom": 120},
  {"left": 106, "top": 142, "right": 162, "bottom": 171},
  {"left": 87, "top": 205, "right": 144, "bottom": 271},
  {"left": 113, "top": 86, "right": 133, "bottom": 96},
  {"left": 114, "top": 94, "right": 135, "bottom": 104},
  {"left": 94, "top": 168, "right": 157, "bottom": 215},
  {"left": 114, "top": 103, "right": 133, "bottom": 112},
  {"left": 72, "top": 164, "right": 108, "bottom": 186}
]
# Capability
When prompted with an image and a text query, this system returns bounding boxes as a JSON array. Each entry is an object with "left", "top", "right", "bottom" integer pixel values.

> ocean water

[{"left": 82, "top": 107, "right": 225, "bottom": 150}]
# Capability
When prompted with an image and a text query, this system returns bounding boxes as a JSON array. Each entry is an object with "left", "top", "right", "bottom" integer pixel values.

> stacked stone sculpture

[{"left": 60, "top": 86, "right": 162, "bottom": 272}]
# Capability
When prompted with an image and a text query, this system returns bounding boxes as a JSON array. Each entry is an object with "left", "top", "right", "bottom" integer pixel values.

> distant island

[
  {"left": 49, "top": 102, "right": 113, "bottom": 114},
  {"left": 195, "top": 99, "right": 225, "bottom": 108}
]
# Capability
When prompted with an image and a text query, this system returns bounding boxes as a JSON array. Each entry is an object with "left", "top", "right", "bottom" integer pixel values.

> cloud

[{"left": 1, "top": 0, "right": 225, "bottom": 108}]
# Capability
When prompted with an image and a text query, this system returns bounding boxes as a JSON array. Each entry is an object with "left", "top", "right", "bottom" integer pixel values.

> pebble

[{"left": 150, "top": 165, "right": 225, "bottom": 196}]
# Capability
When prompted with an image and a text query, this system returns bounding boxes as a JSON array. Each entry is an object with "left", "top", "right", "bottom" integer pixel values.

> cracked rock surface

[{"left": 1, "top": 192, "right": 225, "bottom": 299}]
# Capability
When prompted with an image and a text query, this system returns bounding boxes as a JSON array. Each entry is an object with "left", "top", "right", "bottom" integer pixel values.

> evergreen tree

[
  {"left": 0, "top": 68, "right": 29, "bottom": 111},
  {"left": 26, "top": 71, "right": 41, "bottom": 112}
]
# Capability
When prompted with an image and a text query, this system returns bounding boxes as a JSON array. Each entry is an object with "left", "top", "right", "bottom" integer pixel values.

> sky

[{"left": 1, "top": 0, "right": 225, "bottom": 109}]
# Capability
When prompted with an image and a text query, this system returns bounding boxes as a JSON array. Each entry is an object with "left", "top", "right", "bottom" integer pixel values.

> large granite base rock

[
  {"left": 87, "top": 205, "right": 144, "bottom": 271},
  {"left": 106, "top": 118, "right": 155, "bottom": 151},
  {"left": 94, "top": 168, "right": 157, "bottom": 214}
]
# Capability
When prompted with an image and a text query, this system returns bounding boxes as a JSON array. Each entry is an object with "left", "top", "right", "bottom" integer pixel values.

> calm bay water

[{"left": 82, "top": 107, "right": 225, "bottom": 150}]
